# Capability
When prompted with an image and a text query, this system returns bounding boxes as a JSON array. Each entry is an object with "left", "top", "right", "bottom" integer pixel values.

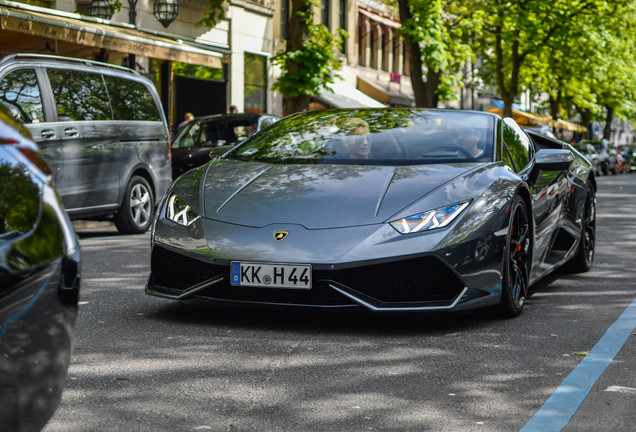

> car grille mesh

[
  {"left": 315, "top": 257, "right": 464, "bottom": 302},
  {"left": 151, "top": 246, "right": 464, "bottom": 305}
]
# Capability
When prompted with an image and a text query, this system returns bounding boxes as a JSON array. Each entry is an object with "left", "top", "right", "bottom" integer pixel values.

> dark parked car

[
  {"left": 171, "top": 113, "right": 280, "bottom": 178},
  {"left": 0, "top": 104, "right": 80, "bottom": 431},
  {"left": 607, "top": 148, "right": 620, "bottom": 174},
  {"left": 0, "top": 54, "right": 172, "bottom": 234},
  {"left": 579, "top": 139, "right": 616, "bottom": 175},
  {"left": 147, "top": 108, "right": 595, "bottom": 318},
  {"left": 574, "top": 143, "right": 601, "bottom": 175}
]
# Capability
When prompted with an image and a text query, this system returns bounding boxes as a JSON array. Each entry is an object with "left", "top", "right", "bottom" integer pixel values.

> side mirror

[
  {"left": 528, "top": 149, "right": 573, "bottom": 186},
  {"left": 535, "top": 149, "right": 573, "bottom": 171}
]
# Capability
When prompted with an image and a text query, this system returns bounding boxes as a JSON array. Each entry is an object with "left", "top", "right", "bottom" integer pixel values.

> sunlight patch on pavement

[{"left": 520, "top": 296, "right": 636, "bottom": 432}]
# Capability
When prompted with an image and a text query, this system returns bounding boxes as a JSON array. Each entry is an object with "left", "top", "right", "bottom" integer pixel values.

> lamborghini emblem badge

[{"left": 274, "top": 230, "right": 289, "bottom": 242}]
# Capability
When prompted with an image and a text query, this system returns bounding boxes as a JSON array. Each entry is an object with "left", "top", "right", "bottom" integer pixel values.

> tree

[
  {"left": 477, "top": 0, "right": 611, "bottom": 117},
  {"left": 514, "top": 1, "right": 636, "bottom": 138},
  {"left": 270, "top": 0, "right": 347, "bottom": 116},
  {"left": 397, "top": 0, "right": 482, "bottom": 107}
]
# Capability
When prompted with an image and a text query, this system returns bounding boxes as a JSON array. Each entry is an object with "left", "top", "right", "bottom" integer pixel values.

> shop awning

[
  {"left": 488, "top": 108, "right": 587, "bottom": 133},
  {"left": 0, "top": 2, "right": 224, "bottom": 68},
  {"left": 357, "top": 76, "right": 415, "bottom": 107},
  {"left": 316, "top": 81, "right": 385, "bottom": 108}
]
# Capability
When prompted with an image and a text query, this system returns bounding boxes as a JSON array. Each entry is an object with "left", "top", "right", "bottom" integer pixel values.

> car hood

[{"left": 202, "top": 160, "right": 479, "bottom": 229}]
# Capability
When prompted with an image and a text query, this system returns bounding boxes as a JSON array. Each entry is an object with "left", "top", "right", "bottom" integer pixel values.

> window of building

[
  {"left": 321, "top": 0, "right": 331, "bottom": 28},
  {"left": 280, "top": 0, "right": 290, "bottom": 40},
  {"left": 358, "top": 20, "right": 365, "bottom": 67},
  {"left": 369, "top": 26, "right": 376, "bottom": 69},
  {"left": 244, "top": 53, "right": 267, "bottom": 113},
  {"left": 339, "top": 0, "right": 347, "bottom": 54},
  {"left": 393, "top": 38, "right": 400, "bottom": 74}
]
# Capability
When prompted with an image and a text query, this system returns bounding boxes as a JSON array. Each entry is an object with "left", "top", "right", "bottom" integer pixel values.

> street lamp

[
  {"left": 87, "top": 0, "right": 114, "bottom": 20},
  {"left": 153, "top": 0, "right": 180, "bottom": 28}
]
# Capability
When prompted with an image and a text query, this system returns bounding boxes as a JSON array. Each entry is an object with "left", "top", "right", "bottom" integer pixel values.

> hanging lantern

[
  {"left": 87, "top": 0, "right": 114, "bottom": 20},
  {"left": 153, "top": 0, "right": 179, "bottom": 28}
]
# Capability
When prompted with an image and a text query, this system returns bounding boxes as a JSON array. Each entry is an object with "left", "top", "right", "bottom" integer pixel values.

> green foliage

[
  {"left": 0, "top": 162, "right": 40, "bottom": 235},
  {"left": 270, "top": 0, "right": 348, "bottom": 100},
  {"left": 172, "top": 62, "right": 223, "bottom": 81},
  {"left": 196, "top": 0, "right": 228, "bottom": 29},
  {"left": 475, "top": 0, "right": 636, "bottom": 121},
  {"left": 271, "top": 29, "right": 347, "bottom": 99},
  {"left": 399, "top": 0, "right": 484, "bottom": 102},
  {"left": 105, "top": 0, "right": 122, "bottom": 13}
]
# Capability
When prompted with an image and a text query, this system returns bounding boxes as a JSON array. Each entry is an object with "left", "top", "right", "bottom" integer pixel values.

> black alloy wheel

[
  {"left": 566, "top": 183, "right": 596, "bottom": 273},
  {"left": 114, "top": 175, "right": 155, "bottom": 234},
  {"left": 497, "top": 196, "right": 531, "bottom": 318}
]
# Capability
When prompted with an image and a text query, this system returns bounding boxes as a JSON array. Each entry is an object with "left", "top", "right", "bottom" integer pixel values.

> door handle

[
  {"left": 64, "top": 127, "right": 79, "bottom": 137},
  {"left": 40, "top": 129, "right": 56, "bottom": 139}
]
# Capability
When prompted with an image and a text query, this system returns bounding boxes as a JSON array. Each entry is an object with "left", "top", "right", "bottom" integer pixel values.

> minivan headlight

[
  {"left": 166, "top": 193, "right": 200, "bottom": 226},
  {"left": 390, "top": 201, "right": 470, "bottom": 234}
]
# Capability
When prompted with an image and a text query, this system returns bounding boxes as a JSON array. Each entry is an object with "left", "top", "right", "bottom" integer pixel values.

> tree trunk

[
  {"left": 283, "top": 95, "right": 310, "bottom": 116},
  {"left": 549, "top": 91, "right": 562, "bottom": 119},
  {"left": 282, "top": 0, "right": 312, "bottom": 116},
  {"left": 397, "top": 0, "right": 427, "bottom": 107},
  {"left": 578, "top": 108, "right": 593, "bottom": 140},
  {"left": 424, "top": 69, "right": 441, "bottom": 108},
  {"left": 603, "top": 105, "right": 614, "bottom": 140}
]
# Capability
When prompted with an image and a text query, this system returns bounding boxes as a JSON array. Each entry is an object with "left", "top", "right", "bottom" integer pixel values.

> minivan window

[
  {"left": 47, "top": 69, "right": 112, "bottom": 121},
  {"left": 0, "top": 69, "right": 45, "bottom": 124},
  {"left": 104, "top": 76, "right": 160, "bottom": 121}
]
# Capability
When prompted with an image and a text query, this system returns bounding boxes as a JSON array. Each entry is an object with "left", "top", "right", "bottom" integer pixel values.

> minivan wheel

[{"left": 114, "top": 176, "right": 154, "bottom": 234}]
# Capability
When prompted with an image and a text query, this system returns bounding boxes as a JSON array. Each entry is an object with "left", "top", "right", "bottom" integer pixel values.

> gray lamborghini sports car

[{"left": 146, "top": 108, "right": 595, "bottom": 317}]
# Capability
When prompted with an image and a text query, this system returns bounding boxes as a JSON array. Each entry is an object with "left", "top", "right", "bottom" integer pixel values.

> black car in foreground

[
  {"left": 171, "top": 113, "right": 280, "bottom": 178},
  {"left": 147, "top": 108, "right": 595, "bottom": 318},
  {"left": 0, "top": 105, "right": 80, "bottom": 431}
]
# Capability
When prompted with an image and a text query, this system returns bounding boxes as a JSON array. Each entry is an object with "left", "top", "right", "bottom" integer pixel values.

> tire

[
  {"left": 114, "top": 175, "right": 155, "bottom": 234},
  {"left": 602, "top": 162, "right": 609, "bottom": 176},
  {"left": 565, "top": 183, "right": 595, "bottom": 273},
  {"left": 496, "top": 196, "right": 531, "bottom": 318}
]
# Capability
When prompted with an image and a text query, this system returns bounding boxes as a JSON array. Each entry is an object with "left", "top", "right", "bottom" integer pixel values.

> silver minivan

[{"left": 0, "top": 54, "right": 172, "bottom": 234}]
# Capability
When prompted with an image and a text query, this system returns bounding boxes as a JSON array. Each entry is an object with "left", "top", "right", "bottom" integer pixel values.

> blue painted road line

[{"left": 520, "top": 296, "right": 636, "bottom": 432}]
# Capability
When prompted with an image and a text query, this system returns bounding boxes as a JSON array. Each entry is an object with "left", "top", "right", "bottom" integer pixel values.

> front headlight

[
  {"left": 166, "top": 193, "right": 201, "bottom": 226},
  {"left": 390, "top": 201, "right": 470, "bottom": 234}
]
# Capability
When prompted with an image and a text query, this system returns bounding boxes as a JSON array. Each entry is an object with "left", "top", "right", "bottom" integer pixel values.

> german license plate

[{"left": 230, "top": 262, "right": 312, "bottom": 289}]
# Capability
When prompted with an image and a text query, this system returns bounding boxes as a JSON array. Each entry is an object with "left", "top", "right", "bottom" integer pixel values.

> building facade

[{"left": 0, "top": 0, "right": 418, "bottom": 130}]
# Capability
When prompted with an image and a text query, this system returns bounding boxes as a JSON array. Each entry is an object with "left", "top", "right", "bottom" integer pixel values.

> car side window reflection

[
  {"left": 503, "top": 117, "right": 533, "bottom": 172},
  {"left": 104, "top": 76, "right": 160, "bottom": 121},
  {"left": 0, "top": 69, "right": 45, "bottom": 124},
  {"left": 502, "top": 143, "right": 516, "bottom": 171},
  {"left": 47, "top": 69, "right": 112, "bottom": 121}
]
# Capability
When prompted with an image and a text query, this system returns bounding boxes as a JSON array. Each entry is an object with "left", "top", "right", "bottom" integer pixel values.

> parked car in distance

[
  {"left": 574, "top": 143, "right": 601, "bottom": 175},
  {"left": 618, "top": 145, "right": 636, "bottom": 172},
  {"left": 147, "top": 108, "right": 595, "bottom": 319},
  {"left": 0, "top": 53, "right": 172, "bottom": 234},
  {"left": 171, "top": 113, "right": 280, "bottom": 178},
  {"left": 580, "top": 139, "right": 616, "bottom": 175},
  {"left": 0, "top": 103, "right": 80, "bottom": 431},
  {"left": 607, "top": 148, "right": 621, "bottom": 174}
]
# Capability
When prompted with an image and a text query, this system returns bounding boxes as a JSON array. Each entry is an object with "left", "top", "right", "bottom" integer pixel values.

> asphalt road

[{"left": 44, "top": 174, "right": 636, "bottom": 432}]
